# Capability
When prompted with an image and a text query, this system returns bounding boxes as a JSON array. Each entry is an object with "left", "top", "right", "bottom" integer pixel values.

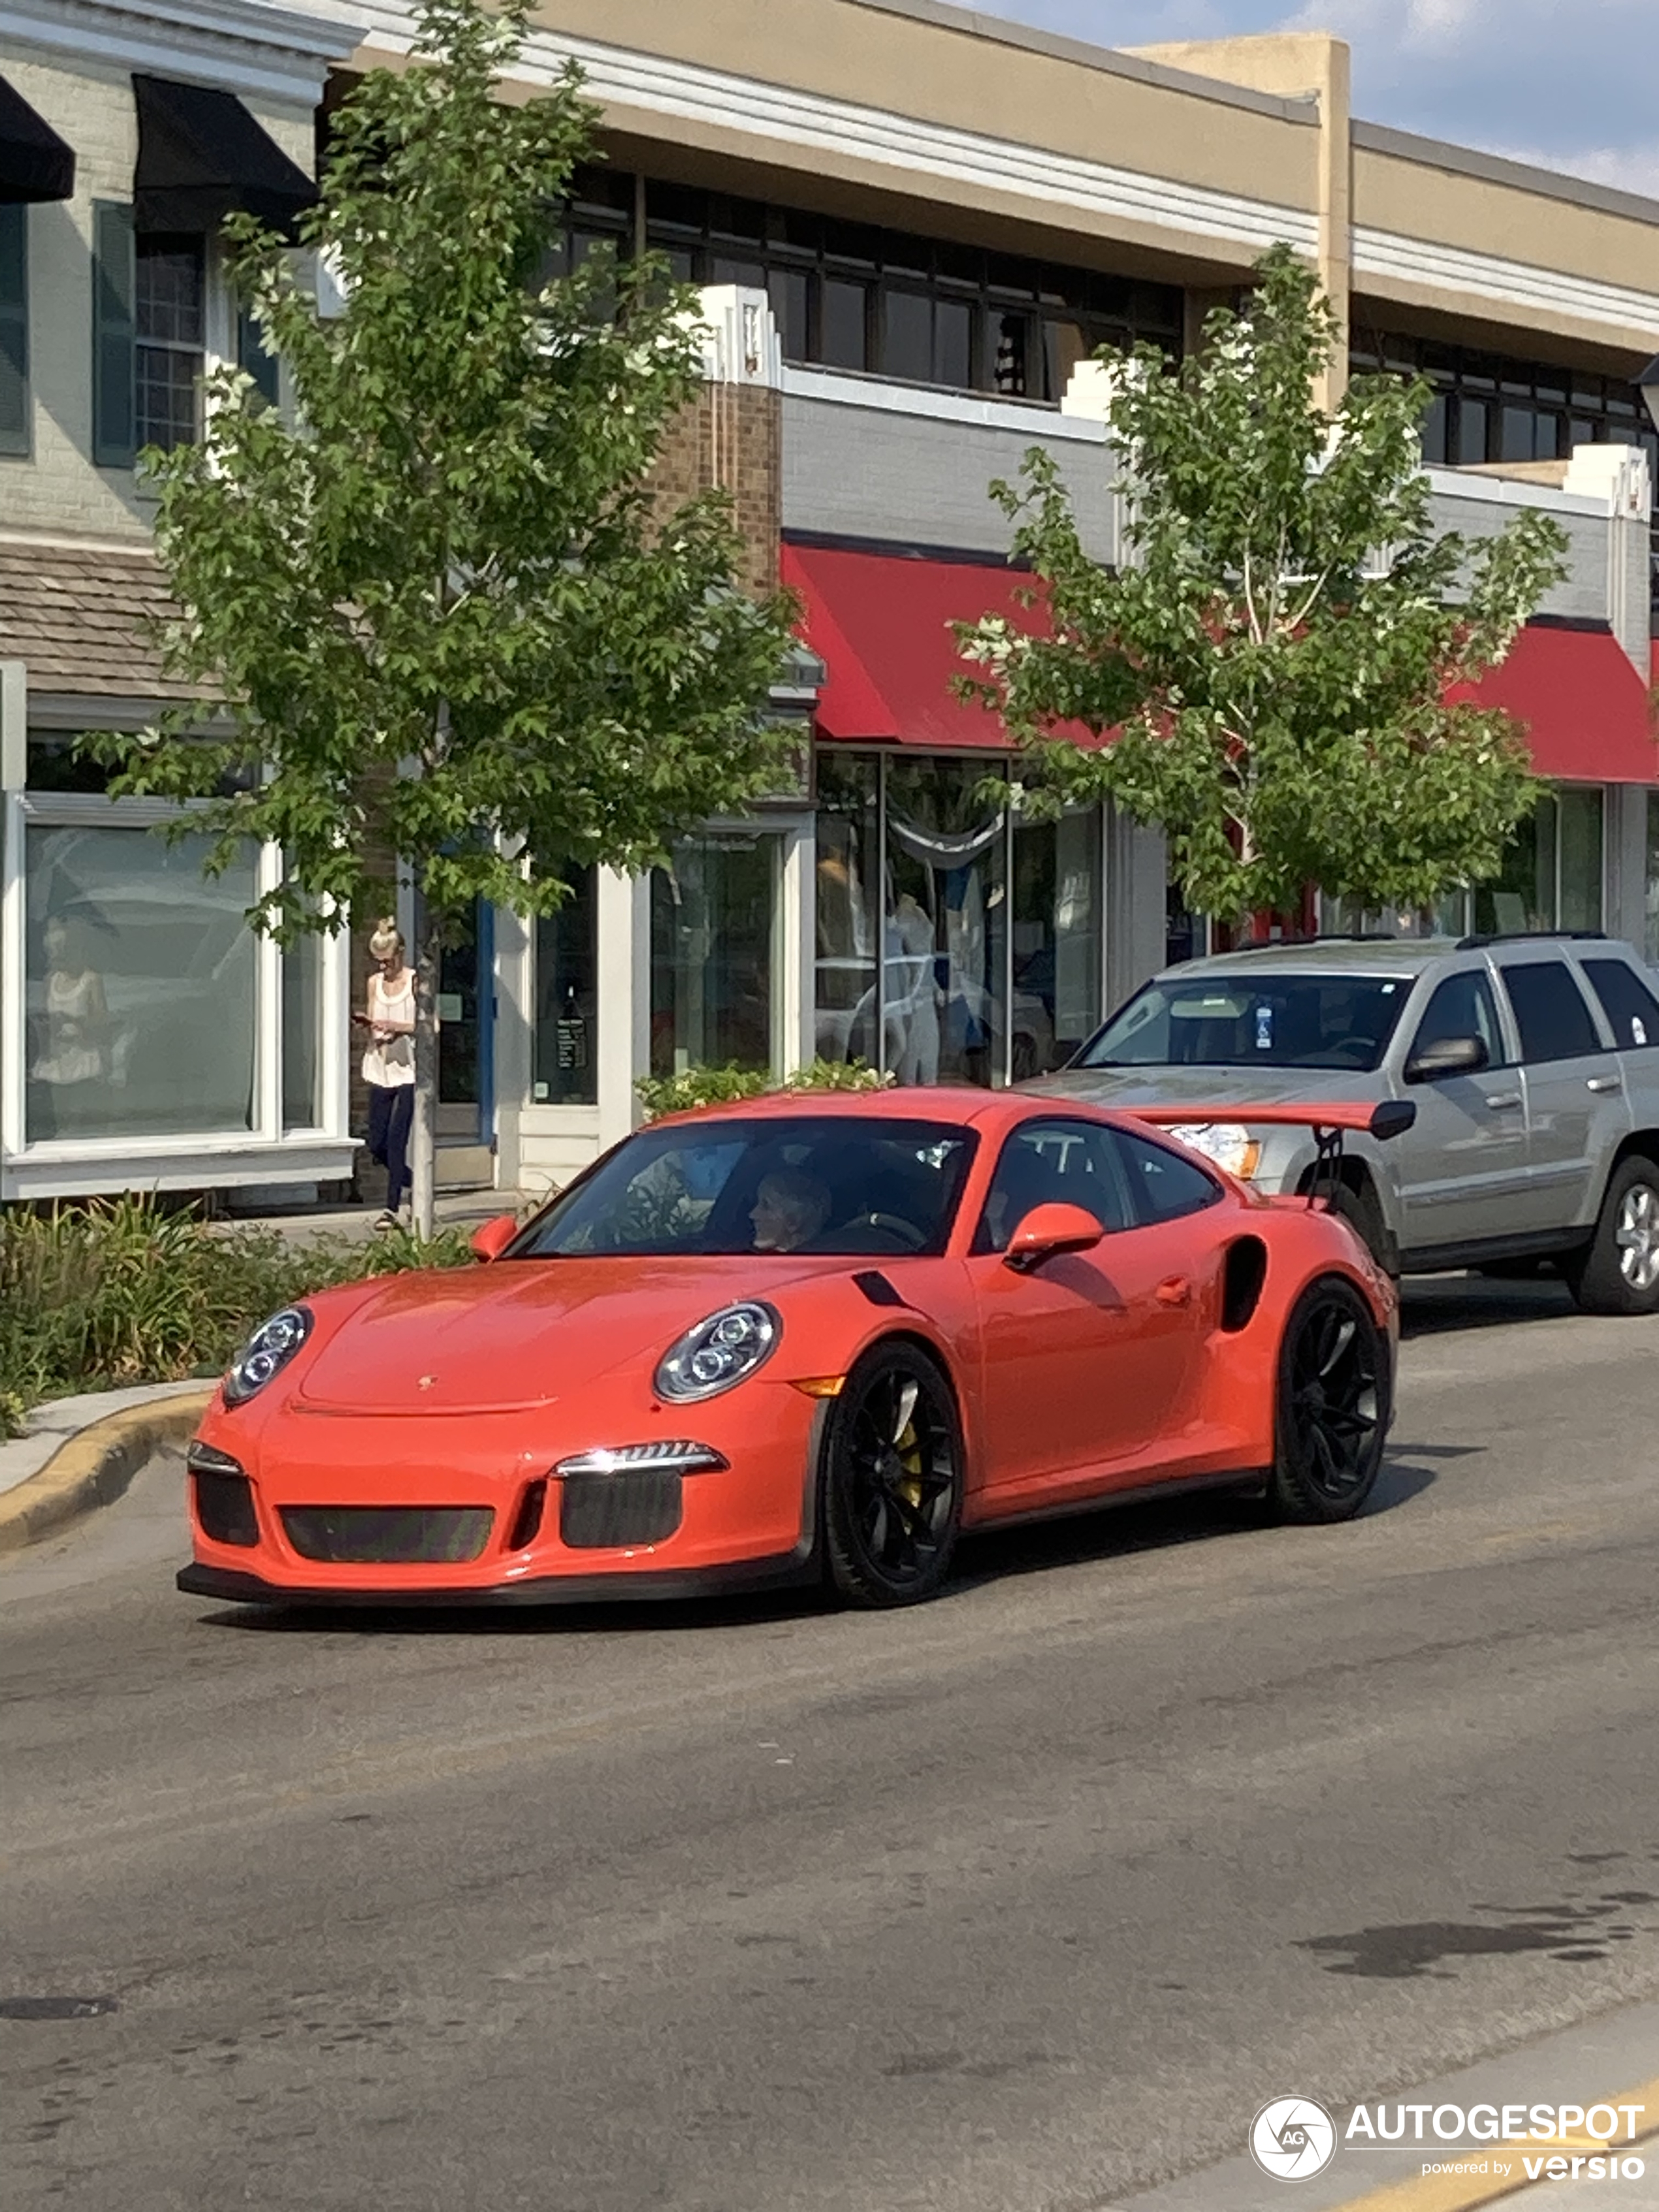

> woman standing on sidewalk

[{"left": 355, "top": 920, "right": 415, "bottom": 1229}]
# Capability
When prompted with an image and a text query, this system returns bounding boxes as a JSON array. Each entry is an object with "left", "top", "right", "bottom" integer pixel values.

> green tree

[
  {"left": 89, "top": 0, "right": 795, "bottom": 1232},
  {"left": 959, "top": 247, "right": 1570, "bottom": 927}
]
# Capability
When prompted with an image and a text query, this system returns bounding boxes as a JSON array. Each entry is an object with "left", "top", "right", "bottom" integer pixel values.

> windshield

[
  {"left": 1079, "top": 972, "right": 1411, "bottom": 1074},
  {"left": 512, "top": 1116, "right": 979, "bottom": 1260}
]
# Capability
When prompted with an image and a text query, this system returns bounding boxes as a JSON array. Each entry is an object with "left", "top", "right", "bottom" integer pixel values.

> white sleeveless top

[{"left": 361, "top": 969, "right": 415, "bottom": 1089}]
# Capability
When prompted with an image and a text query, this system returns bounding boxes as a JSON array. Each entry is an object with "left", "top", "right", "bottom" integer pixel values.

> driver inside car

[{"left": 750, "top": 1169, "right": 833, "bottom": 1254}]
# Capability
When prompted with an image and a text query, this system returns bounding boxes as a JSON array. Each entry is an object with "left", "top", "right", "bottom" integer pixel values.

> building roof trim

[
  {"left": 1355, "top": 225, "right": 1659, "bottom": 347},
  {"left": 782, "top": 361, "right": 1108, "bottom": 442},
  {"left": 828, "top": 0, "right": 1321, "bottom": 129},
  {"left": 0, "top": 0, "right": 362, "bottom": 104},
  {"left": 1353, "top": 119, "right": 1659, "bottom": 232},
  {"left": 323, "top": 0, "right": 1321, "bottom": 261}
]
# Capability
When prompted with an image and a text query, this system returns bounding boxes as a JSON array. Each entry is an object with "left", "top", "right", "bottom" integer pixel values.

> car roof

[{"left": 1161, "top": 939, "right": 1460, "bottom": 981}]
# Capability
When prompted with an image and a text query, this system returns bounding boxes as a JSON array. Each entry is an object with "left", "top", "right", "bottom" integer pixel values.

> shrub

[
  {"left": 0, "top": 1196, "right": 473, "bottom": 1437},
  {"left": 634, "top": 1057, "right": 890, "bottom": 1123}
]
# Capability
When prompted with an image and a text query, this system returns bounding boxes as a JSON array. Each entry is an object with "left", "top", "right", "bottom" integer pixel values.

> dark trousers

[{"left": 366, "top": 1083, "right": 414, "bottom": 1210}]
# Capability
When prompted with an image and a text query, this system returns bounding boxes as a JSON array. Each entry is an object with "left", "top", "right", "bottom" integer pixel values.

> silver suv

[{"left": 1029, "top": 933, "right": 1659, "bottom": 1314}]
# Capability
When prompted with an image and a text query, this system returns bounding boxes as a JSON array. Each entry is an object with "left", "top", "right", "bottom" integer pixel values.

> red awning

[
  {"left": 782, "top": 541, "right": 1039, "bottom": 750},
  {"left": 1457, "top": 623, "right": 1658, "bottom": 785},
  {"left": 787, "top": 542, "right": 1658, "bottom": 784}
]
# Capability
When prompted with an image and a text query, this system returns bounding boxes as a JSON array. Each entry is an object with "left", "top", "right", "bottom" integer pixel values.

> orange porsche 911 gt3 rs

[{"left": 177, "top": 1088, "right": 1410, "bottom": 1612}]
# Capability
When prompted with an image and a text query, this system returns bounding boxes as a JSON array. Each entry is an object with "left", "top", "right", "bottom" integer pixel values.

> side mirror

[
  {"left": 470, "top": 1213, "right": 519, "bottom": 1263},
  {"left": 1404, "top": 1034, "right": 1489, "bottom": 1083},
  {"left": 1003, "top": 1200, "right": 1104, "bottom": 1272}
]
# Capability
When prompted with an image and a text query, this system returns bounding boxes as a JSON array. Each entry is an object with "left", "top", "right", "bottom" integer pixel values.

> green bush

[
  {"left": 634, "top": 1056, "right": 890, "bottom": 1123},
  {"left": 0, "top": 1196, "right": 473, "bottom": 1438}
]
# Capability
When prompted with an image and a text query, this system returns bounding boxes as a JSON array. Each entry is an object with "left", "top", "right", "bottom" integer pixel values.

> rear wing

[
  {"left": 1127, "top": 1100, "right": 1415, "bottom": 1213},
  {"left": 1127, "top": 1102, "right": 1415, "bottom": 1142}
]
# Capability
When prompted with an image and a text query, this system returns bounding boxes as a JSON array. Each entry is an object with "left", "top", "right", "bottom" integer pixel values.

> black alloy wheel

[
  {"left": 824, "top": 1342, "right": 963, "bottom": 1607},
  {"left": 1269, "top": 1277, "right": 1388, "bottom": 1524}
]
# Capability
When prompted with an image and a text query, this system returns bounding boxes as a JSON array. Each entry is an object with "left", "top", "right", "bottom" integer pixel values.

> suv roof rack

[
  {"left": 1456, "top": 929, "right": 1608, "bottom": 950},
  {"left": 1227, "top": 932, "right": 1408, "bottom": 952}
]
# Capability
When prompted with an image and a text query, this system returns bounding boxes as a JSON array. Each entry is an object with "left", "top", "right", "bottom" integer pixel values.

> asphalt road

[{"left": 4, "top": 1277, "right": 1659, "bottom": 2212}]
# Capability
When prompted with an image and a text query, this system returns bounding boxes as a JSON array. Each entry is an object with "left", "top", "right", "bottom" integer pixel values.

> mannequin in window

[
  {"left": 887, "top": 890, "right": 940, "bottom": 1085},
  {"left": 31, "top": 916, "right": 109, "bottom": 1134}
]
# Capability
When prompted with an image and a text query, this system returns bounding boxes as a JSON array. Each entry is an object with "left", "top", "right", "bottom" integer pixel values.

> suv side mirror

[
  {"left": 1004, "top": 1201, "right": 1104, "bottom": 1271},
  {"left": 1404, "top": 1034, "right": 1489, "bottom": 1083},
  {"left": 470, "top": 1213, "right": 519, "bottom": 1262}
]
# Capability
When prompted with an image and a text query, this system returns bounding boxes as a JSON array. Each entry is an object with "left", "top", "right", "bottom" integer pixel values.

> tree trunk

[{"left": 410, "top": 907, "right": 443, "bottom": 1241}]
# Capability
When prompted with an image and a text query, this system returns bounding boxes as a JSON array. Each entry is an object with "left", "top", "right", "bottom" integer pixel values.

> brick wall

[{"left": 650, "top": 382, "right": 782, "bottom": 600}]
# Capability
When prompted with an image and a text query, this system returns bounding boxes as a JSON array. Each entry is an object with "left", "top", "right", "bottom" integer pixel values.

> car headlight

[
  {"left": 655, "top": 1302, "right": 780, "bottom": 1402},
  {"left": 1166, "top": 1122, "right": 1263, "bottom": 1179},
  {"left": 222, "top": 1306, "right": 312, "bottom": 1406}
]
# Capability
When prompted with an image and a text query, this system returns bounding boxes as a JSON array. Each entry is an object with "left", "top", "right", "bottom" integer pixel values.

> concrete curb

[{"left": 0, "top": 1388, "right": 214, "bottom": 1558}]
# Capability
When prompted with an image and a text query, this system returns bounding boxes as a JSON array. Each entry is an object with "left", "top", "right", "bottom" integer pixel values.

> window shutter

[
  {"left": 0, "top": 202, "right": 27, "bottom": 456},
  {"left": 91, "top": 199, "right": 135, "bottom": 468},
  {"left": 237, "top": 303, "right": 278, "bottom": 406}
]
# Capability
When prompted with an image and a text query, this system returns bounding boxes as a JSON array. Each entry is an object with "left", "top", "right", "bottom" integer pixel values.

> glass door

[
  {"left": 434, "top": 901, "right": 494, "bottom": 1144},
  {"left": 651, "top": 833, "right": 781, "bottom": 1078}
]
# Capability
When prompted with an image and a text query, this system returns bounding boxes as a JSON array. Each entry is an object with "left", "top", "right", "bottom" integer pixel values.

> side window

[
  {"left": 1499, "top": 961, "right": 1601, "bottom": 1063},
  {"left": 974, "top": 1119, "right": 1135, "bottom": 1254},
  {"left": 1580, "top": 959, "right": 1659, "bottom": 1051},
  {"left": 1113, "top": 1128, "right": 1225, "bottom": 1226},
  {"left": 1408, "top": 970, "right": 1506, "bottom": 1070}
]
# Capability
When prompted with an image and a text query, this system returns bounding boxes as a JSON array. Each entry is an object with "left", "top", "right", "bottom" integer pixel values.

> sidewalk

[{"left": 217, "top": 1186, "right": 533, "bottom": 1245}]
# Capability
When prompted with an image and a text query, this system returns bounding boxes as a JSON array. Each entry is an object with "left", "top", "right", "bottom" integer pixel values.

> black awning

[
  {"left": 0, "top": 75, "right": 74, "bottom": 203},
  {"left": 133, "top": 74, "right": 315, "bottom": 238}
]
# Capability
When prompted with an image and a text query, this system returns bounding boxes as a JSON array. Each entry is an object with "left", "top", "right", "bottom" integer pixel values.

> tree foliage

[
  {"left": 959, "top": 248, "right": 1570, "bottom": 920},
  {"left": 86, "top": 0, "right": 796, "bottom": 1224}
]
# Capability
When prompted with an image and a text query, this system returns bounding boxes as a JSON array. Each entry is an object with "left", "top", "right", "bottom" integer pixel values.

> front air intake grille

[
  {"left": 194, "top": 1470, "right": 259, "bottom": 1547},
  {"left": 279, "top": 1506, "right": 494, "bottom": 1564},
  {"left": 559, "top": 1470, "right": 683, "bottom": 1550}
]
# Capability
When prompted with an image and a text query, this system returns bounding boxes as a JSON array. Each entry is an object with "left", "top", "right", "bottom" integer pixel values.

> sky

[{"left": 943, "top": 0, "right": 1659, "bottom": 199}]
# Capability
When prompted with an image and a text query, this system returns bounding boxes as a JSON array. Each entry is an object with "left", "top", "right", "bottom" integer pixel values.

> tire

[
  {"left": 1561, "top": 1155, "right": 1659, "bottom": 1317},
  {"left": 1268, "top": 1277, "right": 1389, "bottom": 1525},
  {"left": 1324, "top": 1178, "right": 1398, "bottom": 1278},
  {"left": 822, "top": 1341, "right": 963, "bottom": 1608}
]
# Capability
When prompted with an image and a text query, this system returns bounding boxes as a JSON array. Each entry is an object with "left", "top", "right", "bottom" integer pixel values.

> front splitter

[{"left": 176, "top": 1552, "right": 817, "bottom": 1609}]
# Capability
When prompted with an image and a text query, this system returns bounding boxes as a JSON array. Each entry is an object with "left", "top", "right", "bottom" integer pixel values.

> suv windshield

[
  {"left": 512, "top": 1117, "right": 978, "bottom": 1260},
  {"left": 1079, "top": 972, "right": 1411, "bottom": 1074}
]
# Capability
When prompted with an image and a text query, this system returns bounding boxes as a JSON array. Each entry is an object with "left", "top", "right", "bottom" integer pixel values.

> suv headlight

[
  {"left": 223, "top": 1306, "right": 312, "bottom": 1406},
  {"left": 655, "top": 1302, "right": 780, "bottom": 1402},
  {"left": 1166, "top": 1122, "right": 1262, "bottom": 1179}
]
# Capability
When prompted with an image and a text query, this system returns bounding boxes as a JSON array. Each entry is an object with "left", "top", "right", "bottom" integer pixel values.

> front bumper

[
  {"left": 177, "top": 1550, "right": 817, "bottom": 1609},
  {"left": 179, "top": 1378, "right": 824, "bottom": 1605}
]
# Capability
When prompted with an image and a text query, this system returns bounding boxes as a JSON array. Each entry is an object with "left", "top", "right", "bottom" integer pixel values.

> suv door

[
  {"left": 1497, "top": 957, "right": 1632, "bottom": 1234},
  {"left": 1395, "top": 965, "right": 1529, "bottom": 1256}
]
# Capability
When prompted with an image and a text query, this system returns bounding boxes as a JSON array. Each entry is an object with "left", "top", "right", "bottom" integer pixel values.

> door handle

[
  {"left": 1155, "top": 1276, "right": 1191, "bottom": 1307},
  {"left": 1587, "top": 1074, "right": 1622, "bottom": 1094},
  {"left": 1481, "top": 1091, "right": 1522, "bottom": 1110}
]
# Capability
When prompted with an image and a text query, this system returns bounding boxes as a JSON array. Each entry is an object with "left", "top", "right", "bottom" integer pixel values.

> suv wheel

[
  {"left": 1563, "top": 1156, "right": 1659, "bottom": 1317},
  {"left": 1325, "top": 1178, "right": 1398, "bottom": 1279}
]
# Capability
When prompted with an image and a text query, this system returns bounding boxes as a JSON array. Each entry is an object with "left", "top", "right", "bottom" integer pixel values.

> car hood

[
  {"left": 1023, "top": 1065, "right": 1387, "bottom": 1112},
  {"left": 296, "top": 1256, "right": 854, "bottom": 1416}
]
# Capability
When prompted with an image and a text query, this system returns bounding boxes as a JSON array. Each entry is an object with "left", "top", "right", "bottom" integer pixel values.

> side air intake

[{"left": 1221, "top": 1238, "right": 1268, "bottom": 1332}]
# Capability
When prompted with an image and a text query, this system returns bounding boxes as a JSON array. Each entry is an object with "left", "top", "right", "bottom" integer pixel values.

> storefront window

[
  {"left": 1012, "top": 806, "right": 1101, "bottom": 1075},
  {"left": 814, "top": 752, "right": 881, "bottom": 1067},
  {"left": 884, "top": 758, "right": 1007, "bottom": 1085},
  {"left": 651, "top": 835, "right": 776, "bottom": 1076},
  {"left": 282, "top": 931, "right": 323, "bottom": 1130},
  {"left": 1471, "top": 790, "right": 1602, "bottom": 937},
  {"left": 532, "top": 867, "right": 598, "bottom": 1106},
  {"left": 24, "top": 824, "right": 258, "bottom": 1142},
  {"left": 813, "top": 755, "right": 1104, "bottom": 1087}
]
